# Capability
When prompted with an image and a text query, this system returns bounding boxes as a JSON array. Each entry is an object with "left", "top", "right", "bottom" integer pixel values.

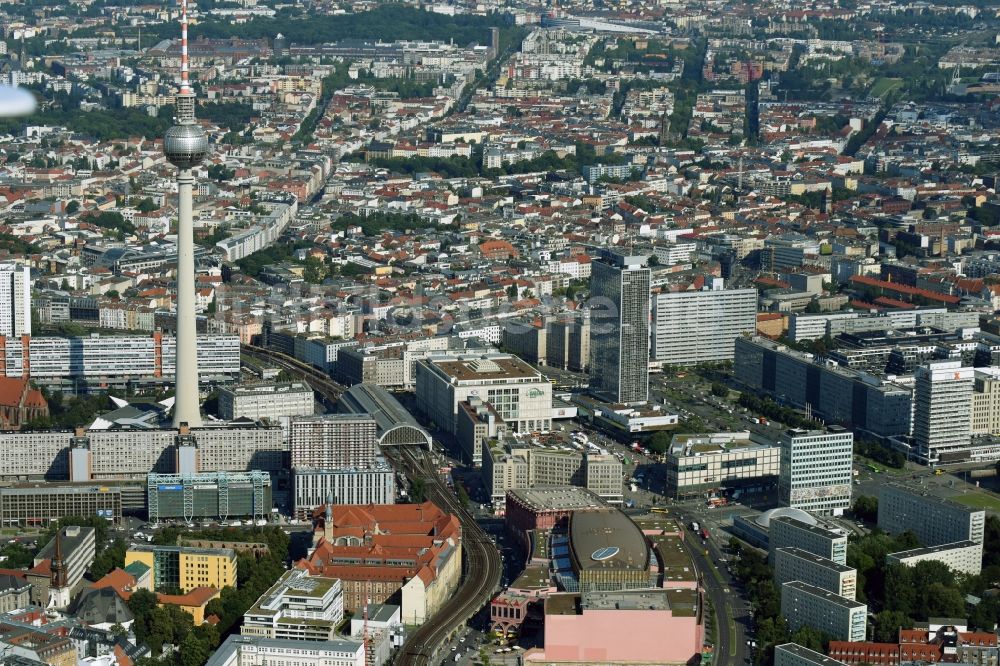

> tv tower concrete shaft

[{"left": 165, "top": 0, "right": 207, "bottom": 427}]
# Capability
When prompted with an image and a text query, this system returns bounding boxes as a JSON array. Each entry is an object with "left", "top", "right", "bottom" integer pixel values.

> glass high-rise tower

[{"left": 588, "top": 250, "right": 650, "bottom": 405}]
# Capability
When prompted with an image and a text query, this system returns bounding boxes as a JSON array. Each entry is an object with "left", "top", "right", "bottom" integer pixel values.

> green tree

[
  {"left": 135, "top": 198, "right": 157, "bottom": 213},
  {"left": 710, "top": 382, "right": 729, "bottom": 398},
  {"left": 177, "top": 631, "right": 209, "bottom": 666},
  {"left": 873, "top": 610, "right": 910, "bottom": 642},
  {"left": 65, "top": 200, "right": 80, "bottom": 214},
  {"left": 853, "top": 495, "right": 878, "bottom": 522}
]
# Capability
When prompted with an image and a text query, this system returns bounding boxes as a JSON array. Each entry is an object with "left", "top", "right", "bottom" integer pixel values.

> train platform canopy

[{"left": 338, "top": 383, "right": 432, "bottom": 449}]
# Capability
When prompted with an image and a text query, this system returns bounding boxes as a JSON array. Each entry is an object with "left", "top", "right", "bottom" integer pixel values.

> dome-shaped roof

[{"left": 756, "top": 507, "right": 817, "bottom": 529}]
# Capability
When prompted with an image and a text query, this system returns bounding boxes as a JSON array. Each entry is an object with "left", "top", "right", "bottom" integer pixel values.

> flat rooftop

[
  {"left": 225, "top": 382, "right": 312, "bottom": 396},
  {"left": 649, "top": 534, "right": 697, "bottom": 583},
  {"left": 770, "top": 515, "right": 844, "bottom": 538},
  {"left": 783, "top": 581, "right": 865, "bottom": 610},
  {"left": 882, "top": 483, "right": 985, "bottom": 515},
  {"left": 776, "top": 643, "right": 847, "bottom": 665},
  {"left": 508, "top": 486, "right": 606, "bottom": 513},
  {"left": 669, "top": 431, "right": 775, "bottom": 457},
  {"left": 776, "top": 547, "right": 853, "bottom": 573},
  {"left": 127, "top": 544, "right": 236, "bottom": 558},
  {"left": 510, "top": 563, "right": 550, "bottom": 592},
  {"left": 0, "top": 484, "right": 122, "bottom": 496},
  {"left": 889, "top": 540, "right": 981, "bottom": 559},
  {"left": 430, "top": 355, "right": 541, "bottom": 382}
]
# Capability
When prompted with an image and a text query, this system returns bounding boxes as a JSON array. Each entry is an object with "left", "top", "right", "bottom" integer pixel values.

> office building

[
  {"left": 0, "top": 485, "right": 121, "bottom": 526},
  {"left": 481, "top": 440, "right": 624, "bottom": 505},
  {"left": 302, "top": 502, "right": 461, "bottom": 625},
  {"left": 206, "top": 635, "right": 366, "bottom": 666},
  {"left": 971, "top": 368, "right": 1000, "bottom": 436},
  {"left": 780, "top": 581, "right": 867, "bottom": 642},
  {"left": 546, "top": 312, "right": 590, "bottom": 372},
  {"left": 774, "top": 547, "right": 857, "bottom": 599},
  {"left": 147, "top": 471, "right": 272, "bottom": 523},
  {"left": 877, "top": 484, "right": 985, "bottom": 545},
  {"left": 0, "top": 263, "right": 30, "bottom": 338},
  {"left": 456, "top": 396, "right": 507, "bottom": 466},
  {"left": 34, "top": 526, "right": 96, "bottom": 593},
  {"left": 502, "top": 320, "right": 547, "bottom": 366},
  {"left": 886, "top": 540, "right": 983, "bottom": 576},
  {"left": 292, "top": 465, "right": 395, "bottom": 519},
  {"left": 769, "top": 516, "right": 848, "bottom": 565},
  {"left": 415, "top": 352, "right": 553, "bottom": 435},
  {"left": 335, "top": 337, "right": 451, "bottom": 389},
  {"left": 651, "top": 287, "right": 757, "bottom": 366},
  {"left": 913, "top": 360, "right": 973, "bottom": 463},
  {"left": 217, "top": 382, "right": 314, "bottom": 421},
  {"left": 242, "top": 569, "right": 344, "bottom": 641},
  {"left": 589, "top": 251, "right": 650, "bottom": 405},
  {"left": 734, "top": 336, "right": 912, "bottom": 439},
  {"left": 775, "top": 643, "right": 848, "bottom": 666},
  {"left": 126, "top": 544, "right": 237, "bottom": 592},
  {"left": 289, "top": 415, "right": 378, "bottom": 469},
  {"left": 666, "top": 432, "right": 780, "bottom": 500},
  {"left": 779, "top": 427, "right": 853, "bottom": 515}
]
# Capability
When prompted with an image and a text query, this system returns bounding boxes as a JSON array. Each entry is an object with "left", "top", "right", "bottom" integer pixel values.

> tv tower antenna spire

[{"left": 164, "top": 0, "right": 207, "bottom": 428}]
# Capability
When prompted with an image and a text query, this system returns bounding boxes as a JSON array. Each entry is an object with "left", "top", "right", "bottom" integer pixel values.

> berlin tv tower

[{"left": 164, "top": 0, "right": 206, "bottom": 428}]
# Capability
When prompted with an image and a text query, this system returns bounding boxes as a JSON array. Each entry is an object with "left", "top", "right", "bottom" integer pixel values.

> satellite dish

[{"left": 0, "top": 86, "right": 36, "bottom": 117}]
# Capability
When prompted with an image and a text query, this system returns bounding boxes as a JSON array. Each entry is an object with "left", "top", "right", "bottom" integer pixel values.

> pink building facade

[{"left": 527, "top": 602, "right": 703, "bottom": 665}]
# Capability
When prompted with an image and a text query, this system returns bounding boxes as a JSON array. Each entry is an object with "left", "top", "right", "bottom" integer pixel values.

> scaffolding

[{"left": 147, "top": 471, "right": 272, "bottom": 523}]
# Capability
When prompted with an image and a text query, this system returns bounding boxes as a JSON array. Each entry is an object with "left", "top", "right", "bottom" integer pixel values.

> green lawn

[
  {"left": 869, "top": 77, "right": 903, "bottom": 99},
  {"left": 952, "top": 492, "right": 1000, "bottom": 512}
]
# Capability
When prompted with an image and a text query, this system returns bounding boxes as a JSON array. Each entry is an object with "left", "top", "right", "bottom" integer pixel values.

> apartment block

[
  {"left": 289, "top": 415, "right": 378, "bottom": 469},
  {"left": 877, "top": 484, "right": 985, "bottom": 545},
  {"left": 780, "top": 581, "right": 867, "bottom": 642},
  {"left": 886, "top": 540, "right": 983, "bottom": 576},
  {"left": 769, "top": 516, "right": 848, "bottom": 566},
  {"left": 774, "top": 547, "right": 857, "bottom": 599}
]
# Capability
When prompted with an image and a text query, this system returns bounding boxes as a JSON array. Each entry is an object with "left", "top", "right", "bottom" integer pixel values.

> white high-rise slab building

[
  {"left": 651, "top": 286, "right": 757, "bottom": 366},
  {"left": 0, "top": 263, "right": 30, "bottom": 338},
  {"left": 779, "top": 427, "right": 853, "bottom": 516},
  {"left": 913, "top": 360, "right": 973, "bottom": 463}
]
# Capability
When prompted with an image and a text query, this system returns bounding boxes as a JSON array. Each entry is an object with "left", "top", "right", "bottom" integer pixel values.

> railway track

[
  {"left": 241, "top": 345, "right": 501, "bottom": 664},
  {"left": 383, "top": 446, "right": 502, "bottom": 666},
  {"left": 242, "top": 344, "right": 347, "bottom": 401}
]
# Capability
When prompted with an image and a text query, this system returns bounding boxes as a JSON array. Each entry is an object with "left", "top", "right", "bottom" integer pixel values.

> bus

[{"left": 867, "top": 464, "right": 880, "bottom": 474}]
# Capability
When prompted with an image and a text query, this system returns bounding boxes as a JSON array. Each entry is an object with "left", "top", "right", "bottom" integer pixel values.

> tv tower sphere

[{"left": 164, "top": 123, "right": 208, "bottom": 169}]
